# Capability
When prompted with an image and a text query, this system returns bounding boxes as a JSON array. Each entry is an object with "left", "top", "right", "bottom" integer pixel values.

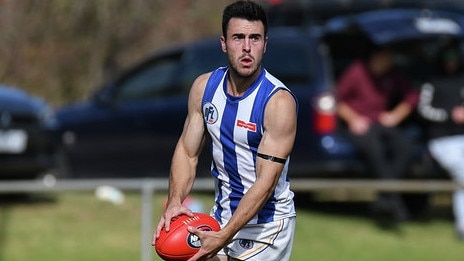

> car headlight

[{"left": 38, "top": 106, "right": 58, "bottom": 129}]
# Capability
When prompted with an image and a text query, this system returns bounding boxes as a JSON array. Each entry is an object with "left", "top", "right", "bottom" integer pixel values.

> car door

[
  {"left": 63, "top": 39, "right": 227, "bottom": 178},
  {"left": 107, "top": 40, "right": 226, "bottom": 178},
  {"left": 63, "top": 51, "right": 187, "bottom": 178}
]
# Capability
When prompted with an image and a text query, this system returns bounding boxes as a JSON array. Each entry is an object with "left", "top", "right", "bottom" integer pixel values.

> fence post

[{"left": 141, "top": 180, "right": 155, "bottom": 261}]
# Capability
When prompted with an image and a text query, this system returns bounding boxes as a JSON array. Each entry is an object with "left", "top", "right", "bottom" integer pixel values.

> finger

[
  {"left": 163, "top": 210, "right": 187, "bottom": 232},
  {"left": 151, "top": 233, "right": 157, "bottom": 246},
  {"left": 187, "top": 225, "right": 198, "bottom": 234},
  {"left": 185, "top": 209, "right": 195, "bottom": 217},
  {"left": 154, "top": 217, "right": 166, "bottom": 240},
  {"left": 164, "top": 216, "right": 172, "bottom": 232}
]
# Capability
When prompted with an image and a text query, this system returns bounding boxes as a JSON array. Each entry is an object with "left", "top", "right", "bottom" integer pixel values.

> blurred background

[
  {"left": 0, "top": 0, "right": 232, "bottom": 107},
  {"left": 1, "top": 0, "right": 464, "bottom": 260}
]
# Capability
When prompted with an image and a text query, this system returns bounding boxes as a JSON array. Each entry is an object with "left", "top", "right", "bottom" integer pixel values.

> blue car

[
  {"left": 56, "top": 29, "right": 336, "bottom": 178},
  {"left": 0, "top": 85, "right": 59, "bottom": 179},
  {"left": 56, "top": 5, "right": 464, "bottom": 181}
]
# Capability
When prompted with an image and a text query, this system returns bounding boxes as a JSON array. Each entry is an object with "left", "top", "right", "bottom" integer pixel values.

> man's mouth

[{"left": 240, "top": 56, "right": 253, "bottom": 66}]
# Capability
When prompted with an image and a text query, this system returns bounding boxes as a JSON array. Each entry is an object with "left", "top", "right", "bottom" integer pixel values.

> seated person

[{"left": 335, "top": 46, "right": 419, "bottom": 222}]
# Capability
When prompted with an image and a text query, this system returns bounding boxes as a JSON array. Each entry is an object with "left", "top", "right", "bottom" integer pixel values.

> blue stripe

[
  {"left": 214, "top": 178, "right": 224, "bottom": 224},
  {"left": 250, "top": 78, "right": 280, "bottom": 223},
  {"left": 220, "top": 101, "right": 244, "bottom": 214},
  {"left": 202, "top": 67, "right": 226, "bottom": 105}
]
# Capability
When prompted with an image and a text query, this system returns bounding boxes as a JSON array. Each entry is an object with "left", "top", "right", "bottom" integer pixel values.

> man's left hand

[{"left": 186, "top": 226, "right": 227, "bottom": 261}]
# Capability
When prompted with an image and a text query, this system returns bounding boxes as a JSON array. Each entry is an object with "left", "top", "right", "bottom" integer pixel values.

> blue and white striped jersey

[{"left": 202, "top": 67, "right": 296, "bottom": 225}]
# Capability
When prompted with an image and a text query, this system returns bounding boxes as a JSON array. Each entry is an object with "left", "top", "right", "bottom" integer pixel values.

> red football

[{"left": 155, "top": 212, "right": 221, "bottom": 261}]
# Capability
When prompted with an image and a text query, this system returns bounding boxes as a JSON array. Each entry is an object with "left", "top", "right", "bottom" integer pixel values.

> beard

[{"left": 228, "top": 54, "right": 262, "bottom": 79}]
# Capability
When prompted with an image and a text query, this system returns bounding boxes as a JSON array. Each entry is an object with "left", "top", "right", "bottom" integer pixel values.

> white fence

[{"left": 0, "top": 177, "right": 460, "bottom": 261}]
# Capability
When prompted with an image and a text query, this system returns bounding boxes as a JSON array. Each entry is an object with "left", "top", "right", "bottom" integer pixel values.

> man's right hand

[
  {"left": 152, "top": 204, "right": 194, "bottom": 245},
  {"left": 349, "top": 116, "right": 371, "bottom": 135}
]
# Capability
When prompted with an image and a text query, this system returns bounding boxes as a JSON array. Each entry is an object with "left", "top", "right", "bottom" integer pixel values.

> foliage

[{"left": 0, "top": 0, "right": 233, "bottom": 106}]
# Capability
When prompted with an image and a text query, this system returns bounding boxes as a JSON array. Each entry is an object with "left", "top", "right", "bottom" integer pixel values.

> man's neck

[{"left": 227, "top": 68, "right": 261, "bottom": 97}]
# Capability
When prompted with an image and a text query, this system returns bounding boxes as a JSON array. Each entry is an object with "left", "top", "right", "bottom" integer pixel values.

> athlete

[{"left": 153, "top": 1, "right": 298, "bottom": 260}]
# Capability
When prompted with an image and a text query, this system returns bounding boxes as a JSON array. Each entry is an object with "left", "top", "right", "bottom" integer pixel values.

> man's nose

[{"left": 243, "top": 38, "right": 251, "bottom": 52}]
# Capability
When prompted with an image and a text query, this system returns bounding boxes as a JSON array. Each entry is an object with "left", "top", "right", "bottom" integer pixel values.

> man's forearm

[
  {"left": 337, "top": 102, "right": 362, "bottom": 124},
  {"left": 390, "top": 102, "right": 413, "bottom": 123},
  {"left": 167, "top": 147, "right": 197, "bottom": 205},
  {"left": 219, "top": 178, "right": 277, "bottom": 240}
]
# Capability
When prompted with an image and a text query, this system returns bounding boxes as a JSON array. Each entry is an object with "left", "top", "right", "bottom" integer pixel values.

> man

[
  {"left": 418, "top": 47, "right": 464, "bottom": 240},
  {"left": 153, "top": 1, "right": 298, "bottom": 260},
  {"left": 336, "top": 47, "right": 419, "bottom": 222}
]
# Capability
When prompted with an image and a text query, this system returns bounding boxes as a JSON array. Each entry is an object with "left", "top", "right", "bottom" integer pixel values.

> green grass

[{"left": 0, "top": 191, "right": 462, "bottom": 261}]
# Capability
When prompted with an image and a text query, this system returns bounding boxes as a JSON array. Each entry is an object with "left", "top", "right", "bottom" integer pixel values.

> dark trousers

[
  {"left": 349, "top": 123, "right": 413, "bottom": 220},
  {"left": 349, "top": 123, "right": 413, "bottom": 180}
]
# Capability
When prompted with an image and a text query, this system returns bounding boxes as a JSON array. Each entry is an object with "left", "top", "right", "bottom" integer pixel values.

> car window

[
  {"left": 115, "top": 53, "right": 182, "bottom": 102},
  {"left": 264, "top": 42, "right": 312, "bottom": 85},
  {"left": 179, "top": 43, "right": 226, "bottom": 91}
]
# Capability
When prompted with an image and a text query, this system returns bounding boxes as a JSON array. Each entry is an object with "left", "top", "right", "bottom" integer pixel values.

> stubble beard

[{"left": 229, "top": 57, "right": 261, "bottom": 80}]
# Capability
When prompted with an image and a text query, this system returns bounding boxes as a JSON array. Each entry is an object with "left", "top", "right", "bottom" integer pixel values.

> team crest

[
  {"left": 239, "top": 239, "right": 254, "bottom": 250},
  {"left": 203, "top": 102, "right": 218, "bottom": 124}
]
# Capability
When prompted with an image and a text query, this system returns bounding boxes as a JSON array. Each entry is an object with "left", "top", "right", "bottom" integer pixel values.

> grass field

[{"left": 0, "top": 190, "right": 462, "bottom": 261}]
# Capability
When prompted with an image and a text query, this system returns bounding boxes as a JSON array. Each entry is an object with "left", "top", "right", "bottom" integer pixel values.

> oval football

[{"left": 155, "top": 213, "right": 220, "bottom": 261}]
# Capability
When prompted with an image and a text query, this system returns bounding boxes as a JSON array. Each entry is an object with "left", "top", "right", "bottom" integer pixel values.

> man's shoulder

[
  {"left": 192, "top": 72, "right": 212, "bottom": 91},
  {"left": 190, "top": 72, "right": 214, "bottom": 103},
  {"left": 202, "top": 67, "right": 228, "bottom": 88}
]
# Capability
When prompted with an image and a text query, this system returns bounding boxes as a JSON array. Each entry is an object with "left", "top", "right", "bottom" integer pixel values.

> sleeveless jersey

[{"left": 202, "top": 67, "right": 297, "bottom": 225}]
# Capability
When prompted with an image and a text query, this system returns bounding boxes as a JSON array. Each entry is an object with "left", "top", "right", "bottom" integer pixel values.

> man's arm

[
  {"left": 154, "top": 72, "right": 210, "bottom": 239},
  {"left": 337, "top": 102, "right": 371, "bottom": 135},
  {"left": 379, "top": 102, "right": 415, "bottom": 127},
  {"left": 187, "top": 89, "right": 297, "bottom": 260},
  {"left": 223, "top": 89, "right": 297, "bottom": 233},
  {"left": 380, "top": 74, "right": 419, "bottom": 127},
  {"left": 335, "top": 62, "right": 372, "bottom": 135}
]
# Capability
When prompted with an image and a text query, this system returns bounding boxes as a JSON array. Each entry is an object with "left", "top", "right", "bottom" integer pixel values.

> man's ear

[
  {"left": 264, "top": 36, "right": 268, "bottom": 54},
  {"left": 220, "top": 36, "right": 227, "bottom": 53}
]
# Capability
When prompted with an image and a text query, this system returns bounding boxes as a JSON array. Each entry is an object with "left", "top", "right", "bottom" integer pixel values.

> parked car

[
  {"left": 56, "top": 4, "right": 464, "bottom": 183},
  {"left": 55, "top": 30, "right": 331, "bottom": 178},
  {"left": 0, "top": 85, "right": 60, "bottom": 180}
]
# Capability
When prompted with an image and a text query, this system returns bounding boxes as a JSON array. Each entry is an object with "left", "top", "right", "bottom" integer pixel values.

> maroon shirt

[{"left": 336, "top": 60, "right": 419, "bottom": 122}]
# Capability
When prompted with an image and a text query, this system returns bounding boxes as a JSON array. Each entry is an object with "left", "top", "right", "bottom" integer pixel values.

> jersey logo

[
  {"left": 236, "top": 120, "right": 257, "bottom": 132},
  {"left": 203, "top": 102, "right": 218, "bottom": 124},
  {"left": 239, "top": 239, "right": 254, "bottom": 250}
]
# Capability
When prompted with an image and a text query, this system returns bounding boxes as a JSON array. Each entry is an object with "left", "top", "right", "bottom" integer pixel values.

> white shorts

[{"left": 217, "top": 217, "right": 296, "bottom": 261}]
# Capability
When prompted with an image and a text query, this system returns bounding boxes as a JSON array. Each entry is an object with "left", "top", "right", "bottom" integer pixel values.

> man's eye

[{"left": 250, "top": 35, "right": 261, "bottom": 42}]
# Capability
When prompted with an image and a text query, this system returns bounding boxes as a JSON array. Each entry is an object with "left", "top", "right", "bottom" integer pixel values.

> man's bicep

[
  {"left": 177, "top": 73, "right": 210, "bottom": 158},
  {"left": 259, "top": 90, "right": 297, "bottom": 158}
]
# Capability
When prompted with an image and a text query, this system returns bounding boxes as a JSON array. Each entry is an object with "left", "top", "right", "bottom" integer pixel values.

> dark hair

[{"left": 222, "top": 0, "right": 268, "bottom": 38}]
